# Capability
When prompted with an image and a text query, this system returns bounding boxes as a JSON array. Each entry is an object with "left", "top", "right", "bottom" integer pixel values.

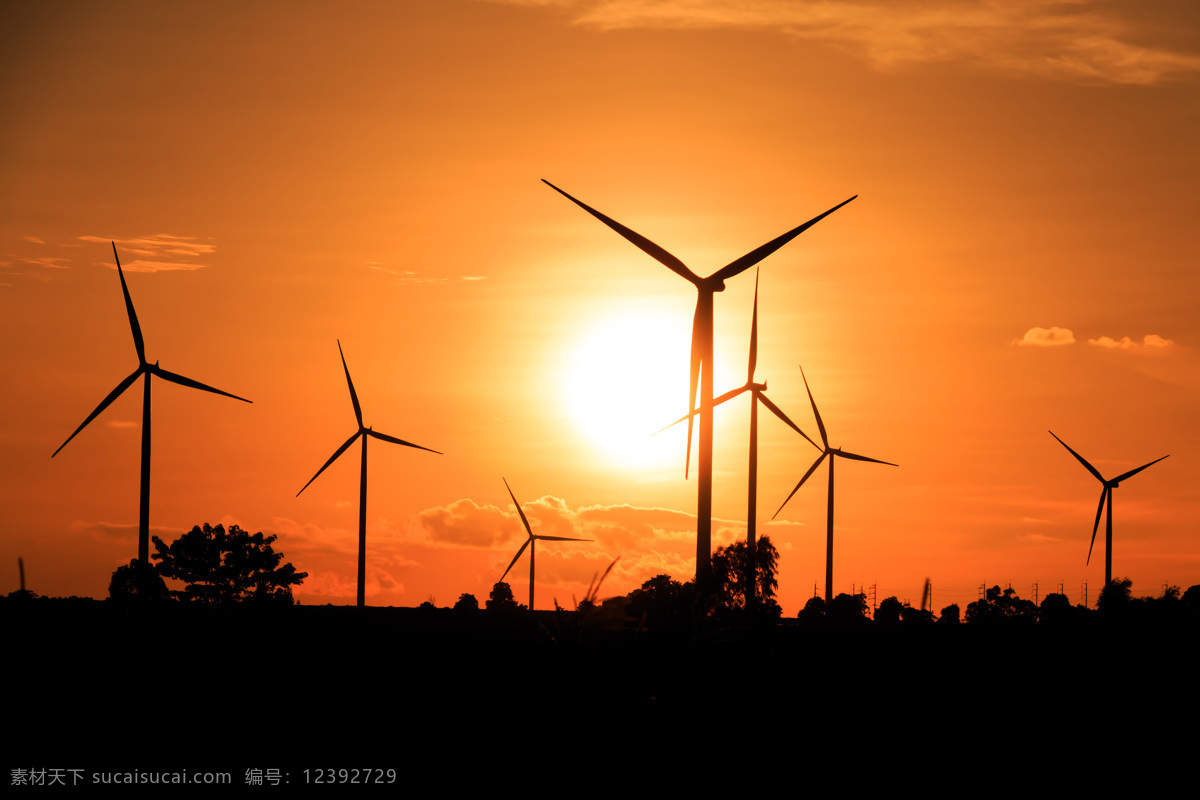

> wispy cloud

[
  {"left": 20, "top": 256, "right": 71, "bottom": 269},
  {"left": 1014, "top": 326, "right": 1075, "bottom": 346},
  {"left": 486, "top": 0, "right": 1200, "bottom": 85},
  {"left": 79, "top": 234, "right": 214, "bottom": 272},
  {"left": 104, "top": 420, "right": 139, "bottom": 429},
  {"left": 1088, "top": 333, "right": 1175, "bottom": 351},
  {"left": 24, "top": 236, "right": 44, "bottom": 245}
]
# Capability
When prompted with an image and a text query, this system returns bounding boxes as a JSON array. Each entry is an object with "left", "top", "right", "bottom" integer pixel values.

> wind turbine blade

[
  {"left": 113, "top": 243, "right": 146, "bottom": 366},
  {"left": 748, "top": 269, "right": 759, "bottom": 382},
  {"left": 533, "top": 535, "right": 592, "bottom": 542},
  {"left": 711, "top": 196, "right": 857, "bottom": 283},
  {"left": 52, "top": 366, "right": 144, "bottom": 457},
  {"left": 366, "top": 429, "right": 442, "bottom": 455},
  {"left": 653, "top": 386, "right": 749, "bottom": 436},
  {"left": 150, "top": 365, "right": 252, "bottom": 403},
  {"left": 772, "top": 452, "right": 827, "bottom": 520},
  {"left": 1112, "top": 455, "right": 1169, "bottom": 484},
  {"left": 1049, "top": 431, "right": 1105, "bottom": 483},
  {"left": 296, "top": 431, "right": 361, "bottom": 496},
  {"left": 800, "top": 366, "right": 828, "bottom": 449},
  {"left": 684, "top": 303, "right": 702, "bottom": 478},
  {"left": 542, "top": 180, "right": 700, "bottom": 284},
  {"left": 337, "top": 340, "right": 363, "bottom": 428},
  {"left": 503, "top": 478, "right": 536, "bottom": 539},
  {"left": 1087, "top": 487, "right": 1108, "bottom": 565},
  {"left": 835, "top": 450, "right": 898, "bottom": 467},
  {"left": 500, "top": 538, "right": 531, "bottom": 583},
  {"left": 758, "top": 393, "right": 820, "bottom": 451}
]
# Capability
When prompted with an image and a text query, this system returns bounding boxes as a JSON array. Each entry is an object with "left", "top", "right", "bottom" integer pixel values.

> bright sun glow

[{"left": 563, "top": 305, "right": 695, "bottom": 470}]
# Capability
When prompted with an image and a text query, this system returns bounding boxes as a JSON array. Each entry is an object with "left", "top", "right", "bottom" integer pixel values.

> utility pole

[{"left": 1033, "top": 582, "right": 1039, "bottom": 607}]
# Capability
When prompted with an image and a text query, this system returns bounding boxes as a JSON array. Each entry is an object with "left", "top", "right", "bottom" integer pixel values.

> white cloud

[
  {"left": 1088, "top": 333, "right": 1175, "bottom": 351},
  {"left": 484, "top": 0, "right": 1200, "bottom": 85},
  {"left": 1014, "top": 326, "right": 1075, "bottom": 347}
]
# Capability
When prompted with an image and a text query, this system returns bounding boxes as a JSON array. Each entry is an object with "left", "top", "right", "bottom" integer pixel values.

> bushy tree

[
  {"left": 709, "top": 536, "right": 781, "bottom": 619},
  {"left": 797, "top": 595, "right": 826, "bottom": 624},
  {"left": 626, "top": 573, "right": 693, "bottom": 628},
  {"left": 938, "top": 603, "right": 961, "bottom": 624},
  {"left": 108, "top": 558, "right": 170, "bottom": 604},
  {"left": 1097, "top": 577, "right": 1133, "bottom": 617},
  {"left": 965, "top": 585, "right": 1037, "bottom": 624},
  {"left": 152, "top": 523, "right": 306, "bottom": 605},
  {"left": 875, "top": 596, "right": 904, "bottom": 625},
  {"left": 828, "top": 592, "right": 869, "bottom": 624},
  {"left": 453, "top": 593, "right": 480, "bottom": 614},
  {"left": 486, "top": 581, "right": 522, "bottom": 612}
]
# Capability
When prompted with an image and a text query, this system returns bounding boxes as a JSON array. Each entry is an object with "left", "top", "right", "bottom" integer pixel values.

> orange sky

[{"left": 3, "top": 0, "right": 1199, "bottom": 614}]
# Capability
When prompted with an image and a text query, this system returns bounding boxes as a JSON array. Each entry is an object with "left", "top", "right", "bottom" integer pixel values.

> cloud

[
  {"left": 78, "top": 234, "right": 214, "bottom": 272},
  {"left": 1088, "top": 333, "right": 1175, "bottom": 351},
  {"left": 22, "top": 256, "right": 71, "bottom": 269},
  {"left": 104, "top": 420, "right": 139, "bottom": 428},
  {"left": 24, "top": 236, "right": 44, "bottom": 245},
  {"left": 486, "top": 0, "right": 1200, "bottom": 84},
  {"left": 460, "top": 275, "right": 486, "bottom": 281},
  {"left": 1014, "top": 326, "right": 1075, "bottom": 347}
]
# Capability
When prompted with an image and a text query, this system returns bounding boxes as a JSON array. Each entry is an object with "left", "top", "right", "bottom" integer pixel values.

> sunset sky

[{"left": 3, "top": 0, "right": 1199, "bottom": 614}]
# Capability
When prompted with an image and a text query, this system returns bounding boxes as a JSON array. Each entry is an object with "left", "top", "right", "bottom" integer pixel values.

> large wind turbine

[
  {"left": 658, "top": 271, "right": 820, "bottom": 602},
  {"left": 53, "top": 242, "right": 251, "bottom": 565},
  {"left": 773, "top": 367, "right": 896, "bottom": 603},
  {"left": 297, "top": 341, "right": 441, "bottom": 607},
  {"left": 1049, "top": 431, "right": 1168, "bottom": 587},
  {"left": 499, "top": 478, "right": 590, "bottom": 610},
  {"left": 544, "top": 179, "right": 855, "bottom": 580}
]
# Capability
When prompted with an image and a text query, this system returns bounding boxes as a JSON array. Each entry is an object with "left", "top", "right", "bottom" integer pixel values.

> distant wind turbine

[
  {"left": 773, "top": 367, "right": 896, "bottom": 603},
  {"left": 1049, "top": 431, "right": 1168, "bottom": 587},
  {"left": 658, "top": 270, "right": 820, "bottom": 602},
  {"left": 53, "top": 242, "right": 251, "bottom": 565},
  {"left": 297, "top": 341, "right": 441, "bottom": 607},
  {"left": 499, "top": 478, "right": 590, "bottom": 610},
  {"left": 544, "top": 179, "right": 855, "bottom": 581}
]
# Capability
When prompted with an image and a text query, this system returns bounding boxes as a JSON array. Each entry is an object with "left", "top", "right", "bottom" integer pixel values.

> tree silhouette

[
  {"left": 709, "top": 535, "right": 781, "bottom": 619},
  {"left": 108, "top": 558, "right": 170, "bottom": 603},
  {"left": 828, "top": 591, "right": 869, "bottom": 624},
  {"left": 1038, "top": 592, "right": 1075, "bottom": 623},
  {"left": 965, "top": 585, "right": 1037, "bottom": 624},
  {"left": 938, "top": 603, "right": 960, "bottom": 624},
  {"left": 453, "top": 593, "right": 480, "bottom": 614},
  {"left": 797, "top": 595, "right": 826, "bottom": 624},
  {"left": 875, "top": 595, "right": 904, "bottom": 625},
  {"left": 1097, "top": 577, "right": 1133, "bottom": 617},
  {"left": 625, "top": 574, "right": 694, "bottom": 632},
  {"left": 152, "top": 523, "right": 307, "bottom": 605},
  {"left": 486, "top": 581, "right": 522, "bottom": 612}
]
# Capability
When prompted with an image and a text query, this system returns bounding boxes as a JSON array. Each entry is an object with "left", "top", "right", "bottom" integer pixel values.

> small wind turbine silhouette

[
  {"left": 53, "top": 242, "right": 251, "bottom": 565},
  {"left": 773, "top": 367, "right": 896, "bottom": 603},
  {"left": 297, "top": 341, "right": 441, "bottom": 607},
  {"left": 1049, "top": 431, "right": 1168, "bottom": 587},
  {"left": 543, "top": 179, "right": 854, "bottom": 580},
  {"left": 499, "top": 478, "right": 590, "bottom": 610},
  {"left": 657, "top": 271, "right": 819, "bottom": 602}
]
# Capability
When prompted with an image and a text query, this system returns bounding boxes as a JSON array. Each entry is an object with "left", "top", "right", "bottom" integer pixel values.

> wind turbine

[
  {"left": 297, "top": 341, "right": 441, "bottom": 607},
  {"left": 1049, "top": 431, "right": 1168, "bottom": 587},
  {"left": 657, "top": 270, "right": 820, "bottom": 602},
  {"left": 543, "top": 179, "right": 855, "bottom": 581},
  {"left": 499, "top": 478, "right": 590, "bottom": 610},
  {"left": 53, "top": 242, "right": 251, "bottom": 565},
  {"left": 773, "top": 367, "right": 896, "bottom": 604}
]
